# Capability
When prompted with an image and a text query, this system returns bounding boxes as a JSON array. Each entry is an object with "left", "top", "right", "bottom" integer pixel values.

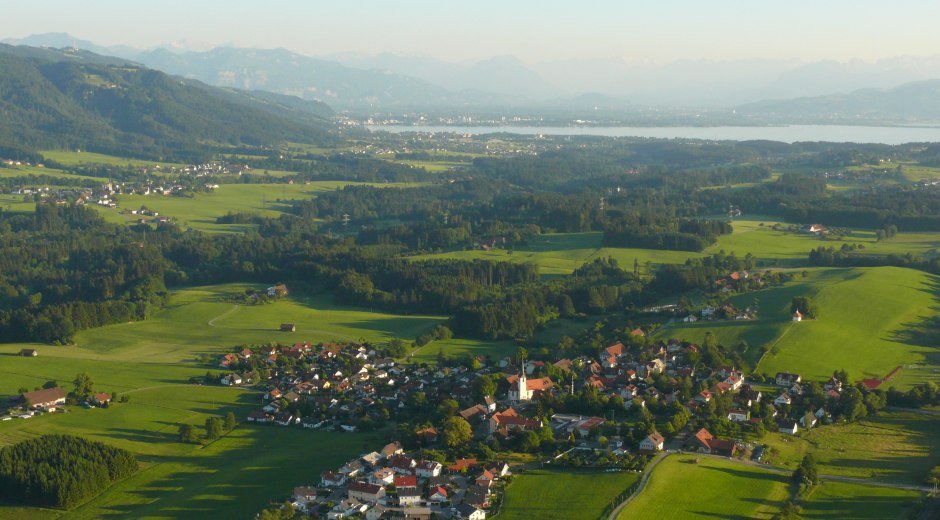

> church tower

[{"left": 517, "top": 367, "right": 528, "bottom": 401}]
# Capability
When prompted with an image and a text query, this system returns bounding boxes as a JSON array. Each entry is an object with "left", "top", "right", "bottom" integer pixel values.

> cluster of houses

[
  {"left": 682, "top": 302, "right": 758, "bottom": 323},
  {"left": 290, "top": 441, "right": 502, "bottom": 519}
]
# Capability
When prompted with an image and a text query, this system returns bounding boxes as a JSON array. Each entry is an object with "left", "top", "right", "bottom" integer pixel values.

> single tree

[{"left": 442, "top": 416, "right": 472, "bottom": 451}]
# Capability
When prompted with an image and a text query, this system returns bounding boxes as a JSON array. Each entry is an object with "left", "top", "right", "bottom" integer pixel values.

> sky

[{"left": 4, "top": 0, "right": 940, "bottom": 64}]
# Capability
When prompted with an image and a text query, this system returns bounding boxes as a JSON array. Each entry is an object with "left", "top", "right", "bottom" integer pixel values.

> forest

[{"left": 0, "top": 434, "right": 138, "bottom": 509}]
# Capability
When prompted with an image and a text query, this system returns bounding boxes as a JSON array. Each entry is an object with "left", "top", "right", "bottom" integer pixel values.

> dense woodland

[{"left": 0, "top": 435, "right": 137, "bottom": 509}]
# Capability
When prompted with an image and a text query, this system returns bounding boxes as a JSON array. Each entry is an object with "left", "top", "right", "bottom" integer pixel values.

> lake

[{"left": 367, "top": 124, "right": 940, "bottom": 145}]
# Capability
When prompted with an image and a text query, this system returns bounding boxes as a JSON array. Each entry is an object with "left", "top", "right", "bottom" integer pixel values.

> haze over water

[{"left": 370, "top": 124, "right": 940, "bottom": 145}]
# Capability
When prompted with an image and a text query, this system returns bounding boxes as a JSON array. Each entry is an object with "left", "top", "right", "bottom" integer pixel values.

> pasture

[
  {"left": 659, "top": 267, "right": 940, "bottom": 387},
  {"left": 413, "top": 232, "right": 703, "bottom": 276},
  {"left": 759, "top": 410, "right": 940, "bottom": 485},
  {"left": 0, "top": 384, "right": 371, "bottom": 518},
  {"left": 799, "top": 481, "right": 922, "bottom": 519},
  {"left": 706, "top": 219, "right": 940, "bottom": 266},
  {"left": 615, "top": 455, "right": 789, "bottom": 520},
  {"left": 40, "top": 150, "right": 185, "bottom": 170},
  {"left": 105, "top": 181, "right": 421, "bottom": 233},
  {"left": 615, "top": 455, "right": 920, "bottom": 520},
  {"left": 498, "top": 468, "right": 639, "bottom": 520}
]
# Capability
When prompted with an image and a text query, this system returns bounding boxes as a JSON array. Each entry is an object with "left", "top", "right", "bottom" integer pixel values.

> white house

[{"left": 639, "top": 432, "right": 665, "bottom": 452}]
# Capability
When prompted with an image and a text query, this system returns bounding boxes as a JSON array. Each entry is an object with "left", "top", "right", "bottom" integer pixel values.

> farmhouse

[
  {"left": 21, "top": 387, "right": 66, "bottom": 410},
  {"left": 92, "top": 392, "right": 112, "bottom": 405}
]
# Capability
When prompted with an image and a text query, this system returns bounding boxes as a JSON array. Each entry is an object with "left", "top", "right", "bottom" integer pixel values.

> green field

[
  {"left": 498, "top": 469, "right": 639, "bottom": 519},
  {"left": 0, "top": 386, "right": 371, "bottom": 518},
  {"left": 800, "top": 481, "right": 922, "bottom": 519},
  {"left": 413, "top": 232, "right": 703, "bottom": 276},
  {"left": 760, "top": 410, "right": 940, "bottom": 485},
  {"left": 0, "top": 164, "right": 103, "bottom": 183},
  {"left": 41, "top": 150, "right": 185, "bottom": 170},
  {"left": 0, "top": 194, "right": 37, "bottom": 213},
  {"left": 616, "top": 455, "right": 920, "bottom": 520},
  {"left": 659, "top": 266, "right": 940, "bottom": 387},
  {"left": 707, "top": 219, "right": 940, "bottom": 266},
  {"left": 105, "top": 181, "right": 420, "bottom": 233},
  {"left": 0, "top": 284, "right": 473, "bottom": 517},
  {"left": 616, "top": 455, "right": 789, "bottom": 520}
]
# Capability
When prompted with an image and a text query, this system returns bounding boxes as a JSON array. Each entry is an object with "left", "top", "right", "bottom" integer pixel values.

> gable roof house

[
  {"left": 775, "top": 372, "right": 802, "bottom": 387},
  {"left": 347, "top": 481, "right": 386, "bottom": 503},
  {"left": 686, "top": 428, "right": 737, "bottom": 456},
  {"left": 21, "top": 387, "right": 66, "bottom": 410},
  {"left": 639, "top": 432, "right": 665, "bottom": 453}
]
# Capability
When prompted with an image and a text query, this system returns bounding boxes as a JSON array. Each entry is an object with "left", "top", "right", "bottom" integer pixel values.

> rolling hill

[
  {"left": 0, "top": 44, "right": 336, "bottom": 161},
  {"left": 738, "top": 80, "right": 940, "bottom": 123}
]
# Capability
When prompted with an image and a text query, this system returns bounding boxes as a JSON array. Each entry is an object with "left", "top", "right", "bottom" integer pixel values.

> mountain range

[{"left": 7, "top": 33, "right": 940, "bottom": 123}]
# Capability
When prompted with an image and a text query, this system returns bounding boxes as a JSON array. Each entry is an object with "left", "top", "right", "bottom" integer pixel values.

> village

[{"left": 209, "top": 307, "right": 874, "bottom": 519}]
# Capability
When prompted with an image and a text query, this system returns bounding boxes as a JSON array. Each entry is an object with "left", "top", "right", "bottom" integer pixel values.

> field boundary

[{"left": 606, "top": 452, "right": 668, "bottom": 520}]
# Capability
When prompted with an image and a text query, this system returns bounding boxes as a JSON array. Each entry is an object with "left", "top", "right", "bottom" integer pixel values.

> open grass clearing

[{"left": 498, "top": 468, "right": 639, "bottom": 520}]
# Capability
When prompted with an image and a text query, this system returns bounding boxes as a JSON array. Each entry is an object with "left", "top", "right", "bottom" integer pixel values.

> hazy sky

[{"left": 4, "top": 0, "right": 940, "bottom": 63}]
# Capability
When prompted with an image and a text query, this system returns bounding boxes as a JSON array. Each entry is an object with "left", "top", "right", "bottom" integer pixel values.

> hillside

[
  {"left": 738, "top": 80, "right": 940, "bottom": 123},
  {"left": 0, "top": 45, "right": 335, "bottom": 161},
  {"left": 658, "top": 267, "right": 939, "bottom": 386}
]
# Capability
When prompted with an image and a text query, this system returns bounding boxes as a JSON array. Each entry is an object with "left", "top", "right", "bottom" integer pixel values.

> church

[{"left": 506, "top": 371, "right": 554, "bottom": 402}]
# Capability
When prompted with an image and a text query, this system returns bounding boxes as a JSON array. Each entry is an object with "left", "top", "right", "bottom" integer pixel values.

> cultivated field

[{"left": 498, "top": 468, "right": 640, "bottom": 520}]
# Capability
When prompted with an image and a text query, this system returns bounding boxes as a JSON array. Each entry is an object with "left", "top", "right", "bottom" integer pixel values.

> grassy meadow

[
  {"left": 658, "top": 266, "right": 940, "bottom": 387},
  {"left": 759, "top": 410, "right": 940, "bottom": 485},
  {"left": 615, "top": 455, "right": 921, "bottom": 520},
  {"left": 498, "top": 469, "right": 640, "bottom": 520},
  {"left": 706, "top": 219, "right": 940, "bottom": 266},
  {"left": 104, "top": 181, "right": 422, "bottom": 233},
  {"left": 413, "top": 231, "right": 703, "bottom": 276},
  {"left": 616, "top": 455, "right": 789, "bottom": 520},
  {"left": 41, "top": 150, "right": 186, "bottom": 170}
]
